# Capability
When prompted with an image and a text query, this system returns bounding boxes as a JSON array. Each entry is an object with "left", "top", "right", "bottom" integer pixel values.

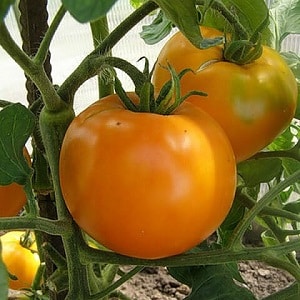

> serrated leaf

[
  {"left": 62, "top": 0, "right": 118, "bottom": 23},
  {"left": 238, "top": 158, "right": 283, "bottom": 187},
  {"left": 0, "top": 103, "right": 35, "bottom": 185},
  {"left": 0, "top": 0, "right": 14, "bottom": 21},
  {"left": 169, "top": 264, "right": 255, "bottom": 300},
  {"left": 140, "top": 10, "right": 173, "bottom": 45},
  {"left": 269, "top": 0, "right": 300, "bottom": 51}
]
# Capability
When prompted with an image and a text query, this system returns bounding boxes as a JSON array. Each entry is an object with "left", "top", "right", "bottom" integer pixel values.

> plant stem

[
  {"left": 239, "top": 192, "right": 300, "bottom": 223},
  {"left": 59, "top": 56, "right": 147, "bottom": 105},
  {"left": 79, "top": 239, "right": 300, "bottom": 268},
  {"left": 0, "top": 217, "right": 69, "bottom": 235},
  {"left": 251, "top": 140, "right": 300, "bottom": 162},
  {"left": 58, "top": 1, "right": 158, "bottom": 103},
  {"left": 34, "top": 5, "right": 66, "bottom": 65},
  {"left": 88, "top": 266, "right": 144, "bottom": 300},
  {"left": 90, "top": 16, "right": 114, "bottom": 98},
  {"left": 228, "top": 169, "right": 300, "bottom": 248},
  {"left": 196, "top": 0, "right": 248, "bottom": 39}
]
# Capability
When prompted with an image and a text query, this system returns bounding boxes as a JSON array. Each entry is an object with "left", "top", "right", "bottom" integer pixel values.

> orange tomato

[
  {"left": 0, "top": 148, "right": 31, "bottom": 217},
  {"left": 152, "top": 26, "right": 297, "bottom": 162},
  {"left": 59, "top": 93, "right": 236, "bottom": 259}
]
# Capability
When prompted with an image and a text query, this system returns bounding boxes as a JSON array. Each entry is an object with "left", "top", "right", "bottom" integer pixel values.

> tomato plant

[
  {"left": 0, "top": 231, "right": 40, "bottom": 290},
  {"left": 0, "top": 0, "right": 299, "bottom": 299},
  {"left": 152, "top": 26, "right": 298, "bottom": 162},
  {"left": 0, "top": 148, "right": 30, "bottom": 217},
  {"left": 59, "top": 92, "right": 236, "bottom": 259}
]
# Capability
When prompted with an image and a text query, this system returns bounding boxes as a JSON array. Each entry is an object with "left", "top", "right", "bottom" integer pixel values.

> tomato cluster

[{"left": 59, "top": 26, "right": 296, "bottom": 259}]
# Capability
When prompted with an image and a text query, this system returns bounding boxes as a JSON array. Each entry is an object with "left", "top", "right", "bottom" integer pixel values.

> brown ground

[
  {"left": 9, "top": 261, "right": 295, "bottom": 299},
  {"left": 117, "top": 261, "right": 295, "bottom": 300}
]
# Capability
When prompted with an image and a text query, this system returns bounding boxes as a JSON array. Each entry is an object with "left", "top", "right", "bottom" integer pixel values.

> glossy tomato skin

[
  {"left": 1, "top": 231, "right": 40, "bottom": 290},
  {"left": 152, "top": 27, "right": 298, "bottom": 162},
  {"left": 0, "top": 148, "right": 30, "bottom": 217},
  {"left": 59, "top": 93, "right": 236, "bottom": 259}
]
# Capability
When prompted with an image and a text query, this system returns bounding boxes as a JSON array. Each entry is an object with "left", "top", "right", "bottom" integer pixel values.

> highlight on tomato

[
  {"left": 152, "top": 26, "right": 298, "bottom": 162},
  {"left": 0, "top": 148, "right": 31, "bottom": 217},
  {"left": 0, "top": 231, "right": 40, "bottom": 290},
  {"left": 59, "top": 84, "right": 237, "bottom": 259}
]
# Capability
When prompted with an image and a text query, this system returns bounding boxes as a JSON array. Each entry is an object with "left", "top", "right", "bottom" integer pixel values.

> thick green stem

[
  {"left": 39, "top": 107, "right": 88, "bottom": 298},
  {"left": 58, "top": 1, "right": 158, "bottom": 103},
  {"left": 79, "top": 239, "right": 300, "bottom": 269},
  {"left": 0, "top": 217, "right": 69, "bottom": 234},
  {"left": 59, "top": 56, "right": 147, "bottom": 105},
  {"left": 90, "top": 16, "right": 114, "bottom": 98}
]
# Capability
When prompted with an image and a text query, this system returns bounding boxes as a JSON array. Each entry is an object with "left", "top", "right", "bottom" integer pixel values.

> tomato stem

[
  {"left": 58, "top": 1, "right": 158, "bottom": 104},
  {"left": 196, "top": 0, "right": 267, "bottom": 64},
  {"left": 90, "top": 16, "right": 114, "bottom": 98}
]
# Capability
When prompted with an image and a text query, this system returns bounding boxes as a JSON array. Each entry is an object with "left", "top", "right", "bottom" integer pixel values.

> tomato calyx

[
  {"left": 115, "top": 61, "right": 207, "bottom": 115},
  {"left": 195, "top": 0, "right": 269, "bottom": 65},
  {"left": 19, "top": 230, "right": 36, "bottom": 252}
]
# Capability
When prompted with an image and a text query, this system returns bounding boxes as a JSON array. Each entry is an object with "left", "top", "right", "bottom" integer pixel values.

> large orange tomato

[
  {"left": 0, "top": 148, "right": 31, "bottom": 217},
  {"left": 0, "top": 231, "right": 40, "bottom": 290},
  {"left": 152, "top": 26, "right": 298, "bottom": 162},
  {"left": 59, "top": 93, "right": 236, "bottom": 259}
]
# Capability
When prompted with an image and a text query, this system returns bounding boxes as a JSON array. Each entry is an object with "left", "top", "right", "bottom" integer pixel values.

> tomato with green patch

[{"left": 152, "top": 26, "right": 298, "bottom": 162}]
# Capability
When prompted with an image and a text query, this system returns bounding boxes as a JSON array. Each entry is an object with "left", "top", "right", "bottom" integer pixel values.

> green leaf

[
  {"left": 263, "top": 282, "right": 300, "bottom": 300},
  {"left": 0, "top": 0, "right": 14, "bottom": 21},
  {"left": 130, "top": 0, "right": 147, "bottom": 9},
  {"left": 140, "top": 10, "right": 173, "bottom": 45},
  {"left": 201, "top": 0, "right": 269, "bottom": 39},
  {"left": 223, "top": 0, "right": 269, "bottom": 33},
  {"left": 0, "top": 103, "right": 35, "bottom": 185},
  {"left": 238, "top": 158, "right": 283, "bottom": 187},
  {"left": 0, "top": 242, "right": 8, "bottom": 300},
  {"left": 62, "top": 0, "right": 118, "bottom": 23},
  {"left": 169, "top": 264, "right": 255, "bottom": 300},
  {"left": 219, "top": 196, "right": 246, "bottom": 245},
  {"left": 154, "top": 0, "right": 222, "bottom": 49},
  {"left": 269, "top": 0, "right": 300, "bottom": 51}
]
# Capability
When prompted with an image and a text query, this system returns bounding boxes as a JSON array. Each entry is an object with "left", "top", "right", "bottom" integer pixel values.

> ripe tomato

[
  {"left": 0, "top": 148, "right": 31, "bottom": 217},
  {"left": 152, "top": 26, "right": 298, "bottom": 162},
  {"left": 0, "top": 231, "right": 40, "bottom": 290},
  {"left": 59, "top": 93, "right": 236, "bottom": 259}
]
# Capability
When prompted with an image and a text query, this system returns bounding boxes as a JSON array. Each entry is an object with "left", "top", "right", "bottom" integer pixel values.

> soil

[
  {"left": 8, "top": 261, "right": 295, "bottom": 299},
  {"left": 116, "top": 262, "right": 295, "bottom": 300}
]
